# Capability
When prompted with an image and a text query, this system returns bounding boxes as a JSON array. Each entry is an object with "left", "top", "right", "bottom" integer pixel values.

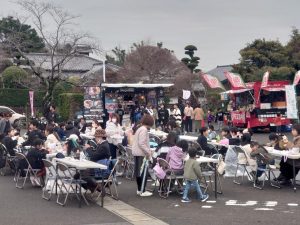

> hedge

[
  {"left": 0, "top": 88, "right": 45, "bottom": 107},
  {"left": 58, "top": 93, "right": 84, "bottom": 121}
]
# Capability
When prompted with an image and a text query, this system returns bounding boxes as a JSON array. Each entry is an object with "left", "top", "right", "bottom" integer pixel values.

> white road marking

[
  {"left": 254, "top": 208, "right": 274, "bottom": 211},
  {"left": 265, "top": 201, "right": 278, "bottom": 207},
  {"left": 206, "top": 200, "right": 216, "bottom": 204},
  {"left": 202, "top": 205, "right": 212, "bottom": 208},
  {"left": 287, "top": 203, "right": 298, "bottom": 207}
]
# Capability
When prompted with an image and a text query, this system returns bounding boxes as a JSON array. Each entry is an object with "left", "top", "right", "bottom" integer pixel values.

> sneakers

[
  {"left": 139, "top": 191, "right": 153, "bottom": 197},
  {"left": 181, "top": 198, "right": 191, "bottom": 203},
  {"left": 136, "top": 190, "right": 142, "bottom": 195},
  {"left": 201, "top": 194, "right": 209, "bottom": 202}
]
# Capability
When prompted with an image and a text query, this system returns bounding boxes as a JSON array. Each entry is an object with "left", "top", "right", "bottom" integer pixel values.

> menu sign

[{"left": 83, "top": 86, "right": 103, "bottom": 122}]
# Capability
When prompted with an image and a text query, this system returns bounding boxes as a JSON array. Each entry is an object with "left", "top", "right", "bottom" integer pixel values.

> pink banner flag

[
  {"left": 224, "top": 72, "right": 246, "bottom": 88},
  {"left": 293, "top": 70, "right": 300, "bottom": 85},
  {"left": 29, "top": 91, "right": 34, "bottom": 117},
  {"left": 261, "top": 71, "right": 270, "bottom": 88},
  {"left": 202, "top": 73, "right": 225, "bottom": 90}
]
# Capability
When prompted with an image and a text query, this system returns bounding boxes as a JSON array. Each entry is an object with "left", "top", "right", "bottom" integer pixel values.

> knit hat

[{"left": 94, "top": 129, "right": 107, "bottom": 138}]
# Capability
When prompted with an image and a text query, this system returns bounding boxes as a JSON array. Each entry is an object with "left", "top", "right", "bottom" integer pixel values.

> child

[
  {"left": 208, "top": 125, "right": 217, "bottom": 140},
  {"left": 182, "top": 148, "right": 209, "bottom": 203},
  {"left": 207, "top": 110, "right": 214, "bottom": 126},
  {"left": 166, "top": 140, "right": 188, "bottom": 175}
]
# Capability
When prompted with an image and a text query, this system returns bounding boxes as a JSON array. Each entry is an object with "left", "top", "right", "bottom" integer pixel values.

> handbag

[
  {"left": 153, "top": 163, "right": 166, "bottom": 179},
  {"left": 217, "top": 160, "right": 226, "bottom": 175}
]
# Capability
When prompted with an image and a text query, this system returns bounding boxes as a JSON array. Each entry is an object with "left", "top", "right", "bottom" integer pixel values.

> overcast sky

[{"left": 1, "top": 0, "right": 299, "bottom": 70}]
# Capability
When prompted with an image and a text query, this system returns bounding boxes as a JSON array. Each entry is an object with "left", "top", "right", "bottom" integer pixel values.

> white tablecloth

[
  {"left": 54, "top": 158, "right": 107, "bottom": 170},
  {"left": 179, "top": 135, "right": 198, "bottom": 142}
]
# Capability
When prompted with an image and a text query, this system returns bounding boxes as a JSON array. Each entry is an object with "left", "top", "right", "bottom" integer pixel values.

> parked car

[{"left": 0, "top": 106, "right": 26, "bottom": 127}]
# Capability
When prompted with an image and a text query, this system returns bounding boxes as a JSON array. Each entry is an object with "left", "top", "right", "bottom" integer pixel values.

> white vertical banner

[
  {"left": 285, "top": 85, "right": 298, "bottom": 119},
  {"left": 29, "top": 91, "right": 34, "bottom": 117},
  {"left": 182, "top": 90, "right": 191, "bottom": 100}
]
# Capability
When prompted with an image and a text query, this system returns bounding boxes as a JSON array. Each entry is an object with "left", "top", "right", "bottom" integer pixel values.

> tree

[
  {"left": 0, "top": 16, "right": 45, "bottom": 55},
  {"left": 181, "top": 45, "right": 201, "bottom": 73},
  {"left": 1, "top": 65, "right": 28, "bottom": 88},
  {"left": 286, "top": 28, "right": 300, "bottom": 71},
  {"left": 106, "top": 46, "right": 126, "bottom": 66},
  {"left": 120, "top": 44, "right": 188, "bottom": 83},
  {"left": 233, "top": 38, "right": 294, "bottom": 82},
  {"left": 5, "top": 0, "right": 98, "bottom": 113}
]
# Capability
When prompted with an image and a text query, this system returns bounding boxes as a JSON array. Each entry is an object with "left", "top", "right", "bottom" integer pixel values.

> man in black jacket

[
  {"left": 2, "top": 129, "right": 18, "bottom": 156},
  {"left": 158, "top": 104, "right": 169, "bottom": 128},
  {"left": 22, "top": 120, "right": 46, "bottom": 147}
]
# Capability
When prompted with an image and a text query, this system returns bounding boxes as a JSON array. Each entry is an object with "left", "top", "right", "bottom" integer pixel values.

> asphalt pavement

[{"left": 1, "top": 132, "right": 300, "bottom": 225}]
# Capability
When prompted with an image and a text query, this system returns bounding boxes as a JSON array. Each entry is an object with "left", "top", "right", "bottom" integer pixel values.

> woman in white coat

[{"left": 105, "top": 113, "right": 124, "bottom": 159}]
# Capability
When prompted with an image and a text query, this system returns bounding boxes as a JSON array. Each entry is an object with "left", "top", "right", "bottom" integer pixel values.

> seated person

[
  {"left": 219, "top": 127, "right": 230, "bottom": 155},
  {"left": 266, "top": 133, "right": 281, "bottom": 150},
  {"left": 166, "top": 140, "right": 188, "bottom": 175},
  {"left": 208, "top": 125, "right": 217, "bottom": 140},
  {"left": 155, "top": 132, "right": 177, "bottom": 159},
  {"left": 22, "top": 120, "right": 46, "bottom": 146},
  {"left": 64, "top": 134, "right": 81, "bottom": 156},
  {"left": 164, "top": 120, "right": 181, "bottom": 136},
  {"left": 2, "top": 128, "right": 18, "bottom": 156},
  {"left": 54, "top": 123, "right": 66, "bottom": 141},
  {"left": 276, "top": 124, "right": 300, "bottom": 185},
  {"left": 17, "top": 139, "right": 48, "bottom": 178},
  {"left": 238, "top": 134, "right": 257, "bottom": 174},
  {"left": 250, "top": 142, "right": 275, "bottom": 183},
  {"left": 228, "top": 126, "right": 241, "bottom": 145},
  {"left": 197, "top": 127, "right": 218, "bottom": 156},
  {"left": 44, "top": 125, "right": 62, "bottom": 153},
  {"left": 85, "top": 129, "right": 111, "bottom": 162}
]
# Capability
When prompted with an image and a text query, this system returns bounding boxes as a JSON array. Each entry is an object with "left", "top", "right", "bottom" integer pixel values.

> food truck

[
  {"left": 82, "top": 83, "right": 173, "bottom": 124},
  {"left": 222, "top": 80, "right": 291, "bottom": 130}
]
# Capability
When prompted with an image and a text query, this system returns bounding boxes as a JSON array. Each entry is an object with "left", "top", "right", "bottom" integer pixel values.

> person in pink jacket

[{"left": 166, "top": 140, "right": 189, "bottom": 175}]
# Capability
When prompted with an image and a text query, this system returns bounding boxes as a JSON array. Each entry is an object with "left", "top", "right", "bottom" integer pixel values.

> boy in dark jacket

[{"left": 182, "top": 148, "right": 209, "bottom": 203}]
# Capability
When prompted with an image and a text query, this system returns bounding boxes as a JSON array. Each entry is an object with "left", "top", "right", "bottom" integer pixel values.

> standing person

[
  {"left": 106, "top": 113, "right": 124, "bottom": 159},
  {"left": 157, "top": 104, "right": 169, "bottom": 129},
  {"left": 275, "top": 113, "right": 282, "bottom": 134},
  {"left": 116, "top": 104, "right": 125, "bottom": 125},
  {"left": 171, "top": 104, "right": 182, "bottom": 129},
  {"left": 215, "top": 108, "right": 224, "bottom": 131},
  {"left": 207, "top": 110, "right": 214, "bottom": 126},
  {"left": 132, "top": 114, "right": 154, "bottom": 197},
  {"left": 193, "top": 104, "right": 205, "bottom": 133},
  {"left": 145, "top": 104, "right": 154, "bottom": 116},
  {"left": 46, "top": 105, "right": 59, "bottom": 124},
  {"left": 182, "top": 148, "right": 209, "bottom": 203},
  {"left": 152, "top": 105, "right": 158, "bottom": 127},
  {"left": 0, "top": 113, "right": 12, "bottom": 136},
  {"left": 184, "top": 103, "right": 193, "bottom": 133}
]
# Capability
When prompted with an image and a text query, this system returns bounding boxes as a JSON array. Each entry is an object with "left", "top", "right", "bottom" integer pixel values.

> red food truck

[{"left": 222, "top": 80, "right": 291, "bottom": 130}]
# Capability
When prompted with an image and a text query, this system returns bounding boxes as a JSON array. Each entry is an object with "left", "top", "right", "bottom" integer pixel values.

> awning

[
  {"left": 221, "top": 89, "right": 252, "bottom": 94},
  {"left": 101, "top": 83, "right": 173, "bottom": 88},
  {"left": 261, "top": 87, "right": 285, "bottom": 92}
]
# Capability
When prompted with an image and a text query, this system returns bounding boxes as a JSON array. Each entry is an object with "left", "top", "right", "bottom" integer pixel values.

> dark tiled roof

[
  {"left": 24, "top": 53, "right": 102, "bottom": 72},
  {"left": 206, "top": 65, "right": 233, "bottom": 82}
]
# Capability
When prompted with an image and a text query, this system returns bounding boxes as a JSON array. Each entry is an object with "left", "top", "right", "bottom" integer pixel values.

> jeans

[
  {"left": 185, "top": 116, "right": 192, "bottom": 132},
  {"left": 182, "top": 180, "right": 205, "bottom": 200},
  {"left": 217, "top": 121, "right": 223, "bottom": 130}
]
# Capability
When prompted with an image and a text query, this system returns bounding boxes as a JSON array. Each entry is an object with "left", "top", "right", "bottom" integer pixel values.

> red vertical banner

[{"left": 29, "top": 91, "right": 34, "bottom": 117}]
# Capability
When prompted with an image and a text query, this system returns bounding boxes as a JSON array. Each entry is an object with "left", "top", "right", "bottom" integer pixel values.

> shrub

[
  {"left": 58, "top": 93, "right": 83, "bottom": 121},
  {"left": 0, "top": 88, "right": 45, "bottom": 107}
]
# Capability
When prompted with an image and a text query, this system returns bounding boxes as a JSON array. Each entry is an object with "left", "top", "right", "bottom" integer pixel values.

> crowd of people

[{"left": 1, "top": 102, "right": 300, "bottom": 204}]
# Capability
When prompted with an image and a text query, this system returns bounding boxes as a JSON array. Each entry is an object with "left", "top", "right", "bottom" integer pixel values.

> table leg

[
  {"left": 101, "top": 176, "right": 104, "bottom": 207},
  {"left": 79, "top": 170, "right": 82, "bottom": 208},
  {"left": 293, "top": 160, "right": 296, "bottom": 192},
  {"left": 214, "top": 163, "right": 217, "bottom": 199}
]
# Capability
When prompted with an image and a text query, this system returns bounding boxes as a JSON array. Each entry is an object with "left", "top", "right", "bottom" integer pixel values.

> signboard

[
  {"left": 285, "top": 85, "right": 298, "bottom": 119},
  {"left": 105, "top": 94, "right": 118, "bottom": 113},
  {"left": 83, "top": 86, "right": 103, "bottom": 122},
  {"left": 231, "top": 111, "right": 246, "bottom": 124}
]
